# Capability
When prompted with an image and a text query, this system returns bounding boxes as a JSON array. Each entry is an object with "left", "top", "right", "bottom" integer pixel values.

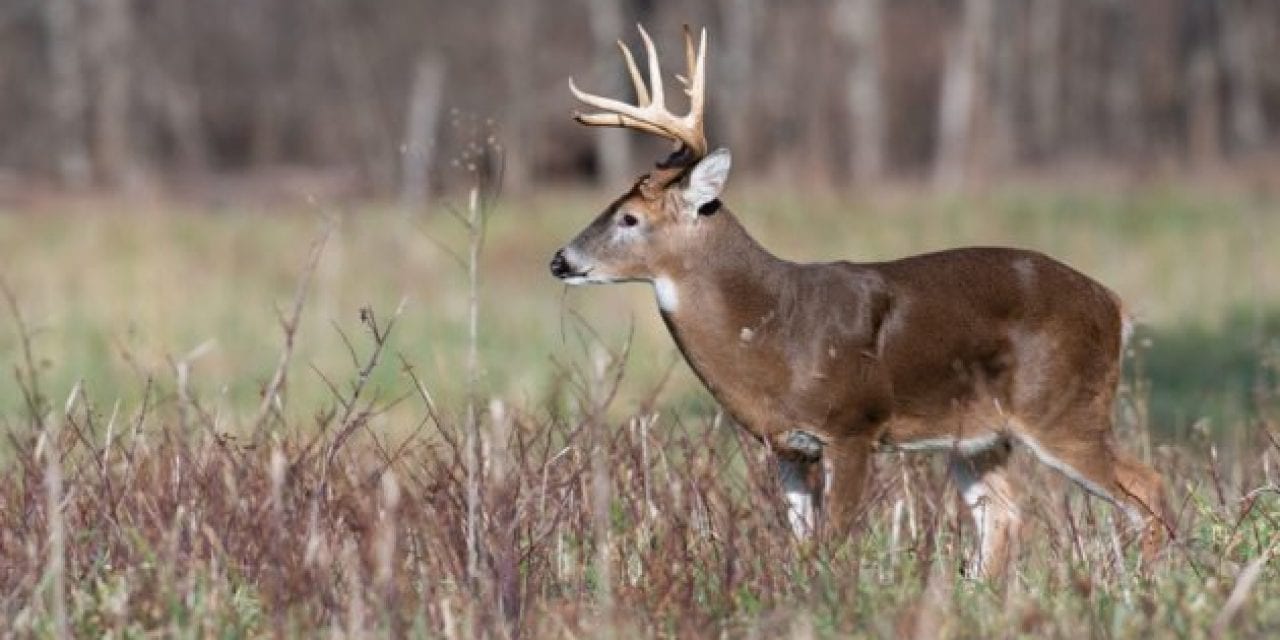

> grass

[{"left": 0, "top": 182, "right": 1278, "bottom": 636}]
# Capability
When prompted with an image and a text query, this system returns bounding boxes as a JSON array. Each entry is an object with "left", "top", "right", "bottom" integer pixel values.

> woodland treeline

[{"left": 2, "top": 0, "right": 1277, "bottom": 199}]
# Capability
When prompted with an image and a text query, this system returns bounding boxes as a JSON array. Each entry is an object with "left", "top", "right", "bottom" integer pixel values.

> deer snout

[{"left": 549, "top": 248, "right": 575, "bottom": 279}]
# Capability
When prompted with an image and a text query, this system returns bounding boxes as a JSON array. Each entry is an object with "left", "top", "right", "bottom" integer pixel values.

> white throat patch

[{"left": 653, "top": 277, "right": 679, "bottom": 313}]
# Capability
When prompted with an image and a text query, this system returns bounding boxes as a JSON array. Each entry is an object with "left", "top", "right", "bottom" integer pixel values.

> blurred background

[
  {"left": 0, "top": 0, "right": 1277, "bottom": 444},
  {"left": 2, "top": 0, "right": 1279, "bottom": 197}
]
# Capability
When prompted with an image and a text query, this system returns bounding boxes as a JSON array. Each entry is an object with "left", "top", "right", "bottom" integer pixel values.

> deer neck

[{"left": 654, "top": 211, "right": 793, "bottom": 365}]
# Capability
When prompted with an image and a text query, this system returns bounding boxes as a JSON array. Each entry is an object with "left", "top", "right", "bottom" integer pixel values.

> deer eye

[{"left": 619, "top": 213, "right": 639, "bottom": 228}]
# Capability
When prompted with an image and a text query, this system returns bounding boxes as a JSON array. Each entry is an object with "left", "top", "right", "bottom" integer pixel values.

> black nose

[{"left": 550, "top": 249, "right": 571, "bottom": 278}]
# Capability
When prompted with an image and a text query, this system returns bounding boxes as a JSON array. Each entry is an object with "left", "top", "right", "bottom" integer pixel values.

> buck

[{"left": 549, "top": 26, "right": 1168, "bottom": 577}]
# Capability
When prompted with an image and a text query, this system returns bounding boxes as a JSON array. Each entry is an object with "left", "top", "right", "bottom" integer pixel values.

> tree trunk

[
  {"left": 587, "top": 0, "right": 631, "bottom": 186},
  {"left": 324, "top": 8, "right": 395, "bottom": 193},
  {"left": 155, "top": 0, "right": 207, "bottom": 178},
  {"left": 718, "top": 0, "right": 761, "bottom": 170},
  {"left": 1104, "top": 1, "right": 1142, "bottom": 158},
  {"left": 499, "top": 0, "right": 536, "bottom": 192},
  {"left": 987, "top": 0, "right": 1019, "bottom": 172},
  {"left": 400, "top": 57, "right": 446, "bottom": 207},
  {"left": 836, "top": 0, "right": 885, "bottom": 184},
  {"left": 1185, "top": 0, "right": 1222, "bottom": 167},
  {"left": 42, "top": 0, "right": 91, "bottom": 188},
  {"left": 1221, "top": 0, "right": 1267, "bottom": 153},
  {"left": 90, "top": 0, "right": 138, "bottom": 189},
  {"left": 934, "top": 0, "right": 993, "bottom": 191},
  {"left": 1028, "top": 0, "right": 1062, "bottom": 161}
]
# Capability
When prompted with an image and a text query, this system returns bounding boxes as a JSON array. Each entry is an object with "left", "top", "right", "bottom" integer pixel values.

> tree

[
  {"left": 587, "top": 0, "right": 632, "bottom": 186},
  {"left": 1221, "top": 0, "right": 1267, "bottom": 153},
  {"left": 836, "top": 0, "right": 885, "bottom": 183},
  {"left": 934, "top": 0, "right": 993, "bottom": 190},
  {"left": 89, "top": 0, "right": 138, "bottom": 188},
  {"left": 42, "top": 0, "right": 90, "bottom": 188}
]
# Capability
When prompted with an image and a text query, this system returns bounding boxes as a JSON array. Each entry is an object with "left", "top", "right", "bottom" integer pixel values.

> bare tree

[
  {"left": 1027, "top": 0, "right": 1062, "bottom": 160},
  {"left": 324, "top": 4, "right": 395, "bottom": 192},
  {"left": 153, "top": 0, "right": 208, "bottom": 177},
  {"left": 401, "top": 57, "right": 446, "bottom": 206},
  {"left": 1184, "top": 0, "right": 1222, "bottom": 165},
  {"left": 4, "top": 0, "right": 1279, "bottom": 192},
  {"left": 587, "top": 0, "right": 632, "bottom": 186},
  {"left": 718, "top": 0, "right": 761, "bottom": 168},
  {"left": 1104, "top": 1, "right": 1142, "bottom": 157},
  {"left": 835, "top": 0, "right": 885, "bottom": 183},
  {"left": 1221, "top": 0, "right": 1267, "bottom": 153},
  {"left": 89, "top": 0, "right": 138, "bottom": 188},
  {"left": 499, "top": 0, "right": 536, "bottom": 192},
  {"left": 934, "top": 0, "right": 993, "bottom": 190},
  {"left": 42, "top": 0, "right": 91, "bottom": 188},
  {"left": 987, "top": 0, "right": 1020, "bottom": 171}
]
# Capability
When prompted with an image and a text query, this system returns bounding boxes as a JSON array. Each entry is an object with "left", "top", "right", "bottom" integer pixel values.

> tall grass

[
  {"left": 0, "top": 286, "right": 1277, "bottom": 636},
  {"left": 0, "top": 184, "right": 1278, "bottom": 636}
]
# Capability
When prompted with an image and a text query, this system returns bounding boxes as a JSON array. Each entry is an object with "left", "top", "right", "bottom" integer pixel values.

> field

[{"left": 1, "top": 182, "right": 1278, "bottom": 637}]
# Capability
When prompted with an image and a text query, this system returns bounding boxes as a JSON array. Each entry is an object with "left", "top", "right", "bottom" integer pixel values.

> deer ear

[{"left": 682, "top": 148, "right": 731, "bottom": 214}]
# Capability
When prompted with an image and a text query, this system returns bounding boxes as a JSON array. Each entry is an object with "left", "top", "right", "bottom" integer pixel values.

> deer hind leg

[
  {"left": 949, "top": 439, "right": 1021, "bottom": 580},
  {"left": 1112, "top": 450, "right": 1170, "bottom": 563},
  {"left": 1015, "top": 425, "right": 1168, "bottom": 567}
]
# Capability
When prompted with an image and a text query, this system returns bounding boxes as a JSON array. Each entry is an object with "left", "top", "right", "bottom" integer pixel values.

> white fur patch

[
  {"left": 951, "top": 461, "right": 993, "bottom": 550},
  {"left": 778, "top": 458, "right": 816, "bottom": 539},
  {"left": 1016, "top": 435, "right": 1129, "bottom": 510},
  {"left": 884, "top": 433, "right": 1003, "bottom": 456},
  {"left": 949, "top": 455, "right": 1019, "bottom": 576},
  {"left": 654, "top": 277, "right": 679, "bottom": 313}
]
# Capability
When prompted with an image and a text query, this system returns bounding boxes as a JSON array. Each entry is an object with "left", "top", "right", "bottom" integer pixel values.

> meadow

[{"left": 0, "top": 181, "right": 1278, "bottom": 637}]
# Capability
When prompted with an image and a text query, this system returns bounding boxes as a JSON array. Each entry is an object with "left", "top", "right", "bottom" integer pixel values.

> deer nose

[{"left": 549, "top": 249, "right": 572, "bottom": 279}]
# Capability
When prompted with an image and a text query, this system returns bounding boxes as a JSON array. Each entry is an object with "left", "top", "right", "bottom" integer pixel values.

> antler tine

[
  {"left": 635, "top": 24, "right": 664, "bottom": 109},
  {"left": 616, "top": 40, "right": 650, "bottom": 107},
  {"left": 568, "top": 25, "right": 709, "bottom": 160},
  {"left": 689, "top": 28, "right": 707, "bottom": 131},
  {"left": 680, "top": 25, "right": 696, "bottom": 96}
]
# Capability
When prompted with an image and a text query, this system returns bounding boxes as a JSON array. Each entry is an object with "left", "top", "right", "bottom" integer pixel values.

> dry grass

[
  {"left": 0, "top": 300, "right": 1277, "bottom": 637},
  {"left": 0, "top": 184, "right": 1278, "bottom": 636}
]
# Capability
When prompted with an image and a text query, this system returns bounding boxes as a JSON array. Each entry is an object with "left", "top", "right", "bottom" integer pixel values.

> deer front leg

[
  {"left": 777, "top": 456, "right": 819, "bottom": 540},
  {"left": 774, "top": 430, "right": 871, "bottom": 542},
  {"left": 773, "top": 430, "right": 824, "bottom": 540},
  {"left": 822, "top": 436, "right": 872, "bottom": 541}
]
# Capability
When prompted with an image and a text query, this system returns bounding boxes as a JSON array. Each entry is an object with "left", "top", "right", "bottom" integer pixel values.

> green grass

[
  {"left": 0, "top": 184, "right": 1278, "bottom": 637},
  {"left": 2, "top": 185, "right": 1276, "bottom": 436}
]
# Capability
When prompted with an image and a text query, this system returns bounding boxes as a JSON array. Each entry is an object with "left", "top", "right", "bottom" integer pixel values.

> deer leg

[
  {"left": 1015, "top": 426, "right": 1168, "bottom": 568},
  {"left": 777, "top": 456, "right": 820, "bottom": 540},
  {"left": 822, "top": 437, "right": 872, "bottom": 542},
  {"left": 948, "top": 439, "right": 1020, "bottom": 580},
  {"left": 1112, "top": 450, "right": 1171, "bottom": 564}
]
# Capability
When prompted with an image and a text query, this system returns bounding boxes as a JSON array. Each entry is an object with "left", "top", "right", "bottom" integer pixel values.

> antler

[{"left": 569, "top": 24, "right": 708, "bottom": 162}]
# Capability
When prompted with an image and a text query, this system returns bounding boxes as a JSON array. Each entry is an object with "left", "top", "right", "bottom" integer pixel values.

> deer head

[{"left": 550, "top": 26, "right": 731, "bottom": 289}]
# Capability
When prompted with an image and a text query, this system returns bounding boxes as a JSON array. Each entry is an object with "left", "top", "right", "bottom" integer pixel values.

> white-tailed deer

[{"left": 549, "top": 26, "right": 1168, "bottom": 578}]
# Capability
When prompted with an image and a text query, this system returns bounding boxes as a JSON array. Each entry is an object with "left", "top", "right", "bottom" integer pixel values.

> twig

[
  {"left": 1, "top": 276, "right": 46, "bottom": 430},
  {"left": 252, "top": 220, "right": 334, "bottom": 439},
  {"left": 1210, "top": 535, "right": 1279, "bottom": 639}
]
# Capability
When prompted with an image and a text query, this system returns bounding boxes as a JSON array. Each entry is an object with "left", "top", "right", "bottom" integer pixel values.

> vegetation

[{"left": 1, "top": 185, "right": 1278, "bottom": 637}]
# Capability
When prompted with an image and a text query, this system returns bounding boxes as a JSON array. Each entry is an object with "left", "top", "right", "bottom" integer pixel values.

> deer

[{"left": 548, "top": 25, "right": 1169, "bottom": 579}]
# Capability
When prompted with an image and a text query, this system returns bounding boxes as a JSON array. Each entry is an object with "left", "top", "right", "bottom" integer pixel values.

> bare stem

[
  {"left": 253, "top": 220, "right": 334, "bottom": 439},
  {"left": 465, "top": 185, "right": 485, "bottom": 589}
]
